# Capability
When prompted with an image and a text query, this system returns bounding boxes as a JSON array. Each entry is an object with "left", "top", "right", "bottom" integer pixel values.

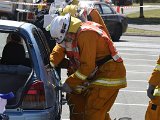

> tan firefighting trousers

[
  {"left": 66, "top": 88, "right": 119, "bottom": 120},
  {"left": 145, "top": 98, "right": 160, "bottom": 120}
]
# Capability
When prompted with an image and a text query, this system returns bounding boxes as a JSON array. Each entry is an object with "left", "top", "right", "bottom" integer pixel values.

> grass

[
  {"left": 125, "top": 9, "right": 160, "bottom": 35},
  {"left": 126, "top": 27, "right": 160, "bottom": 36},
  {"left": 127, "top": 9, "right": 160, "bottom": 24}
]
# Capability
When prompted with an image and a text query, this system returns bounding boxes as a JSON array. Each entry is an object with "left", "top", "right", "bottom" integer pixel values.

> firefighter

[
  {"left": 145, "top": 56, "right": 160, "bottom": 120},
  {"left": 48, "top": 13, "right": 127, "bottom": 120},
  {"left": 60, "top": 1, "right": 112, "bottom": 39}
]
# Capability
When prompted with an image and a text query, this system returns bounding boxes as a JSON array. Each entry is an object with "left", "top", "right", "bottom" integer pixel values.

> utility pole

[{"left": 139, "top": 0, "right": 144, "bottom": 18}]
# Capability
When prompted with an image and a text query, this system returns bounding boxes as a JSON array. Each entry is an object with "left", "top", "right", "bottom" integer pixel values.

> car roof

[
  {"left": 0, "top": 20, "right": 35, "bottom": 37},
  {"left": 0, "top": 20, "right": 25, "bottom": 28}
]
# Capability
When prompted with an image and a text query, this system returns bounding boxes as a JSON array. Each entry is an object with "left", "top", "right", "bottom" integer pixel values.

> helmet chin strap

[{"left": 55, "top": 38, "right": 64, "bottom": 44}]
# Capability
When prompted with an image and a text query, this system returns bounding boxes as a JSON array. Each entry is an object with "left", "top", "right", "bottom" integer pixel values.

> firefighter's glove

[
  {"left": 74, "top": 85, "right": 87, "bottom": 94},
  {"left": 62, "top": 83, "right": 72, "bottom": 93},
  {"left": 147, "top": 84, "right": 155, "bottom": 99},
  {"left": 67, "top": 66, "right": 77, "bottom": 76},
  {"left": 74, "top": 82, "right": 90, "bottom": 94}
]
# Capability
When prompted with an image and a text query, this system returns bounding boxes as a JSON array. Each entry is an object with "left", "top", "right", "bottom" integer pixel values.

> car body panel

[
  {"left": 0, "top": 20, "right": 62, "bottom": 120},
  {"left": 6, "top": 108, "right": 56, "bottom": 120}
]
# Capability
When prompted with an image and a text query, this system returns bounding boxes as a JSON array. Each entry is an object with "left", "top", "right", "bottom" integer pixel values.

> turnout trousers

[
  {"left": 66, "top": 87, "right": 119, "bottom": 120},
  {"left": 145, "top": 100, "right": 160, "bottom": 120}
]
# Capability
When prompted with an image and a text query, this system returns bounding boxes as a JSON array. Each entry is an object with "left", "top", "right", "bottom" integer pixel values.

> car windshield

[{"left": 101, "top": 4, "right": 113, "bottom": 14}]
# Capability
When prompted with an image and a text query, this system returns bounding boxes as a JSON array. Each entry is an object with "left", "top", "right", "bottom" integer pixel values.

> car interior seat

[
  {"left": 1, "top": 33, "right": 31, "bottom": 67},
  {"left": 0, "top": 33, "right": 32, "bottom": 106}
]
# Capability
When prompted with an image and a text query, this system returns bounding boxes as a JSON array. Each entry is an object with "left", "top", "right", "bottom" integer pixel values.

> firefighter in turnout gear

[
  {"left": 60, "top": 2, "right": 112, "bottom": 39},
  {"left": 47, "top": 0, "right": 111, "bottom": 39},
  {"left": 145, "top": 56, "right": 160, "bottom": 120},
  {"left": 48, "top": 13, "right": 127, "bottom": 120}
]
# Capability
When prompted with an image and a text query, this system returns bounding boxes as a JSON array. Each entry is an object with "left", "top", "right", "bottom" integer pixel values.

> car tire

[{"left": 111, "top": 24, "right": 122, "bottom": 42}]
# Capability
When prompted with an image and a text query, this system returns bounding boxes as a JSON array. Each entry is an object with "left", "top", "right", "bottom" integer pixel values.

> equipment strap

[{"left": 96, "top": 55, "right": 112, "bottom": 67}]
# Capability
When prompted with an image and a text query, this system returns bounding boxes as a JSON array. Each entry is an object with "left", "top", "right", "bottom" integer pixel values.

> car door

[
  {"left": 94, "top": 3, "right": 118, "bottom": 35},
  {"left": 33, "top": 28, "right": 62, "bottom": 118}
]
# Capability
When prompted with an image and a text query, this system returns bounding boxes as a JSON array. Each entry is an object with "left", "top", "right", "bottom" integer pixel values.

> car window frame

[
  {"left": 99, "top": 3, "right": 115, "bottom": 14},
  {"left": 32, "top": 28, "right": 50, "bottom": 65},
  {"left": 94, "top": 4, "right": 103, "bottom": 14}
]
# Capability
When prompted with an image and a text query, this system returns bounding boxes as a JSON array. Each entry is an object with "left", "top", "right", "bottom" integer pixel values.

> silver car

[{"left": 0, "top": 20, "right": 62, "bottom": 120}]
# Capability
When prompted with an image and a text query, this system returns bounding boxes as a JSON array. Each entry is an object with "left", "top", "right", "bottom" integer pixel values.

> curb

[{"left": 123, "top": 33, "right": 160, "bottom": 37}]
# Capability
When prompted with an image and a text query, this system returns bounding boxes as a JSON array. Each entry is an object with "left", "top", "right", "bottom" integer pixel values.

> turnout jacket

[
  {"left": 149, "top": 56, "right": 160, "bottom": 87},
  {"left": 50, "top": 21, "right": 127, "bottom": 90},
  {"left": 148, "top": 56, "right": 160, "bottom": 105},
  {"left": 88, "top": 8, "right": 111, "bottom": 39}
]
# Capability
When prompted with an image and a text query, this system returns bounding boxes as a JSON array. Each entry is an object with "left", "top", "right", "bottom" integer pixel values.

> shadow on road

[
  {"left": 127, "top": 17, "right": 160, "bottom": 25},
  {"left": 116, "top": 40, "right": 128, "bottom": 42}
]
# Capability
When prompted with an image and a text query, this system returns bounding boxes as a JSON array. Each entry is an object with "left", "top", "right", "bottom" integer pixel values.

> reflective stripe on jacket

[
  {"left": 75, "top": 70, "right": 87, "bottom": 80},
  {"left": 153, "top": 64, "right": 160, "bottom": 94},
  {"left": 153, "top": 87, "right": 160, "bottom": 96},
  {"left": 155, "top": 64, "right": 160, "bottom": 71},
  {"left": 92, "top": 77, "right": 126, "bottom": 86}
]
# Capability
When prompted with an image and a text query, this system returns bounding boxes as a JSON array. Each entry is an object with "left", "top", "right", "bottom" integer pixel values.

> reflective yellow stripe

[
  {"left": 155, "top": 64, "right": 160, "bottom": 71},
  {"left": 92, "top": 77, "right": 127, "bottom": 86},
  {"left": 112, "top": 54, "right": 121, "bottom": 61},
  {"left": 75, "top": 70, "right": 87, "bottom": 80},
  {"left": 153, "top": 87, "right": 160, "bottom": 96},
  {"left": 50, "top": 62, "right": 55, "bottom": 68}
]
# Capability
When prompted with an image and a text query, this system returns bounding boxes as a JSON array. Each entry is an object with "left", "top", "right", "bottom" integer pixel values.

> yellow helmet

[
  {"left": 61, "top": 5, "right": 78, "bottom": 17},
  {"left": 71, "top": 0, "right": 79, "bottom": 5}
]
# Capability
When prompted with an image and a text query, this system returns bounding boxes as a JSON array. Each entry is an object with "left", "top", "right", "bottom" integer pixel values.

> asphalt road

[
  {"left": 61, "top": 35, "right": 160, "bottom": 120},
  {"left": 110, "top": 35, "right": 160, "bottom": 120}
]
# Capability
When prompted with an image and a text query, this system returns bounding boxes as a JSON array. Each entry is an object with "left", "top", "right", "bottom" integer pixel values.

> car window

[
  {"left": 0, "top": 32, "right": 31, "bottom": 67},
  {"left": 32, "top": 28, "right": 50, "bottom": 65},
  {"left": 0, "top": 33, "right": 9, "bottom": 59},
  {"left": 101, "top": 4, "right": 113, "bottom": 14},
  {"left": 94, "top": 4, "right": 102, "bottom": 14}
]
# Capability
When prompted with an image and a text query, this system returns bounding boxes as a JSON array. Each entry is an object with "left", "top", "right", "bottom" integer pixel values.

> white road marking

[
  {"left": 114, "top": 103, "right": 148, "bottom": 107},
  {"left": 125, "top": 64, "right": 154, "bottom": 67},
  {"left": 123, "top": 58, "right": 156, "bottom": 61},
  {"left": 120, "top": 90, "right": 146, "bottom": 93},
  {"left": 127, "top": 71, "right": 151, "bottom": 73},
  {"left": 127, "top": 80, "right": 147, "bottom": 82},
  {"left": 120, "top": 52, "right": 158, "bottom": 56}
]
